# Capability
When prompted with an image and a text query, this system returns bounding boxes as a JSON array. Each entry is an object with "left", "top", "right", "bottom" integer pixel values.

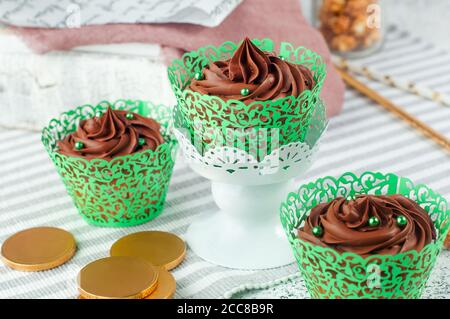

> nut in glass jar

[{"left": 314, "top": 0, "right": 385, "bottom": 58}]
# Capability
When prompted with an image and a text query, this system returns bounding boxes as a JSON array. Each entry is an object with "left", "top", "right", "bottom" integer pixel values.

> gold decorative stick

[{"left": 335, "top": 65, "right": 450, "bottom": 154}]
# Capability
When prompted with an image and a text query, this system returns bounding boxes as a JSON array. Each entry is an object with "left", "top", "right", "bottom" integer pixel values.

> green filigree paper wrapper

[
  {"left": 168, "top": 38, "right": 326, "bottom": 156},
  {"left": 174, "top": 96, "right": 328, "bottom": 162},
  {"left": 280, "top": 172, "right": 450, "bottom": 299},
  {"left": 42, "top": 100, "right": 178, "bottom": 227}
]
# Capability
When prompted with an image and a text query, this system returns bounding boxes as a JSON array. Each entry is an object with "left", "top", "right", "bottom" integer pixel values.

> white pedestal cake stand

[{"left": 174, "top": 103, "right": 328, "bottom": 269}]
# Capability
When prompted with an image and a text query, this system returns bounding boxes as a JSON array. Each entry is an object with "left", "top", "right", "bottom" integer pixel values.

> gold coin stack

[
  {"left": 78, "top": 231, "right": 185, "bottom": 299},
  {"left": 1, "top": 227, "right": 185, "bottom": 299},
  {"left": 445, "top": 232, "right": 450, "bottom": 250}
]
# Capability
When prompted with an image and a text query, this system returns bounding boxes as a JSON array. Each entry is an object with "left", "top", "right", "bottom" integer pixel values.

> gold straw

[{"left": 335, "top": 65, "right": 450, "bottom": 154}]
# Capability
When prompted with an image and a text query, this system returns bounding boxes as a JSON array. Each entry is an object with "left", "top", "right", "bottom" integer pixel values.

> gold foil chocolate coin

[
  {"left": 79, "top": 267, "right": 176, "bottom": 299},
  {"left": 78, "top": 256, "right": 158, "bottom": 299},
  {"left": 110, "top": 231, "right": 186, "bottom": 270},
  {"left": 145, "top": 267, "right": 176, "bottom": 299},
  {"left": 1, "top": 227, "right": 76, "bottom": 272}
]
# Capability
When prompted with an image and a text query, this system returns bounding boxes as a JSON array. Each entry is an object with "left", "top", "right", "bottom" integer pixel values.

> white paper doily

[{"left": 173, "top": 127, "right": 322, "bottom": 177}]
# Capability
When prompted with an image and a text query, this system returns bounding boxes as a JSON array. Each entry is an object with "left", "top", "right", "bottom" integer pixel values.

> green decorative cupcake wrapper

[
  {"left": 168, "top": 38, "right": 326, "bottom": 154},
  {"left": 174, "top": 98, "right": 328, "bottom": 163},
  {"left": 280, "top": 172, "right": 449, "bottom": 299},
  {"left": 42, "top": 100, "right": 178, "bottom": 227}
]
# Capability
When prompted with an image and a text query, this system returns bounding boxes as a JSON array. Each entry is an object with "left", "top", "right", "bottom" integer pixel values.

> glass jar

[{"left": 313, "top": 0, "right": 386, "bottom": 58}]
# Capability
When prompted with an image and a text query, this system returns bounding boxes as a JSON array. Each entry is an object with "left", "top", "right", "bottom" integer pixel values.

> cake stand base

[{"left": 185, "top": 179, "right": 295, "bottom": 269}]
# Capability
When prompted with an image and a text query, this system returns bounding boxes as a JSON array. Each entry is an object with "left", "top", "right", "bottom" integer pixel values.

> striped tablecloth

[{"left": 0, "top": 26, "right": 449, "bottom": 299}]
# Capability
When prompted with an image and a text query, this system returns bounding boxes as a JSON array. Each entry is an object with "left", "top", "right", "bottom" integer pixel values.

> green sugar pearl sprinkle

[
  {"left": 312, "top": 225, "right": 323, "bottom": 237},
  {"left": 194, "top": 72, "right": 204, "bottom": 80},
  {"left": 396, "top": 215, "right": 408, "bottom": 227},
  {"left": 74, "top": 141, "right": 84, "bottom": 150},
  {"left": 240, "top": 88, "right": 250, "bottom": 96},
  {"left": 138, "top": 138, "right": 146, "bottom": 146},
  {"left": 368, "top": 216, "right": 380, "bottom": 227},
  {"left": 125, "top": 112, "right": 134, "bottom": 120}
]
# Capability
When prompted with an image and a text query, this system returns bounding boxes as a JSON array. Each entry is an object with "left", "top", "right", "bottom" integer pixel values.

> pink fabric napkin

[{"left": 12, "top": 0, "right": 344, "bottom": 117}]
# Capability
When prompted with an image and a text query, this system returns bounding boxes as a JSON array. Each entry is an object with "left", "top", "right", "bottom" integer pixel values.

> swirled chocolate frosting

[
  {"left": 189, "top": 37, "right": 315, "bottom": 103},
  {"left": 58, "top": 108, "right": 164, "bottom": 160},
  {"left": 298, "top": 195, "right": 436, "bottom": 257}
]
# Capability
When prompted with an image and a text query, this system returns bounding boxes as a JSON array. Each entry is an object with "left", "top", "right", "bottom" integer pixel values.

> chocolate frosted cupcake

[
  {"left": 298, "top": 195, "right": 436, "bottom": 257},
  {"left": 189, "top": 38, "right": 315, "bottom": 103},
  {"left": 168, "top": 37, "right": 326, "bottom": 155},
  {"left": 42, "top": 100, "right": 178, "bottom": 227},
  {"left": 280, "top": 172, "right": 449, "bottom": 299},
  {"left": 58, "top": 108, "right": 164, "bottom": 160}
]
